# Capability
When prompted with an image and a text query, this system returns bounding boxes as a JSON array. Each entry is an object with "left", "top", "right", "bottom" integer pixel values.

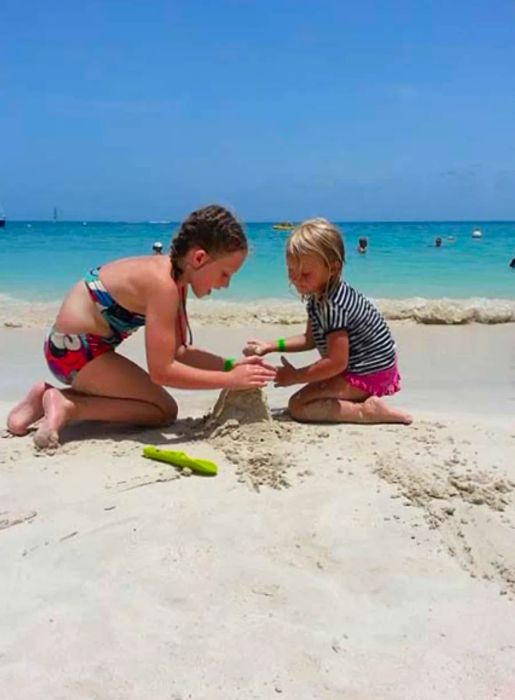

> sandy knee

[
  {"left": 288, "top": 394, "right": 308, "bottom": 421},
  {"left": 157, "top": 396, "right": 178, "bottom": 425}
]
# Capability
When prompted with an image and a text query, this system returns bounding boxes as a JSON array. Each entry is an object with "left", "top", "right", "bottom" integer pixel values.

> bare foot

[
  {"left": 361, "top": 396, "right": 412, "bottom": 425},
  {"left": 33, "top": 388, "right": 75, "bottom": 450},
  {"left": 7, "top": 382, "right": 52, "bottom": 436}
]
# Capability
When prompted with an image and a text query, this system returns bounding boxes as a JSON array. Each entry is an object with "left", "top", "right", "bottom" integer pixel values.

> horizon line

[{"left": 5, "top": 218, "right": 515, "bottom": 225}]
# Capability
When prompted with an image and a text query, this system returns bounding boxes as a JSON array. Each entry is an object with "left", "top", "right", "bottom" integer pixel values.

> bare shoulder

[{"left": 100, "top": 256, "right": 176, "bottom": 312}]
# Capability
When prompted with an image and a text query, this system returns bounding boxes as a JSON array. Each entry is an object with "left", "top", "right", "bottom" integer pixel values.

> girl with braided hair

[{"left": 7, "top": 205, "right": 276, "bottom": 449}]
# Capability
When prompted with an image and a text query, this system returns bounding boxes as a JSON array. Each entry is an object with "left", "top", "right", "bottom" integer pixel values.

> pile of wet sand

[{"left": 199, "top": 389, "right": 291, "bottom": 491}]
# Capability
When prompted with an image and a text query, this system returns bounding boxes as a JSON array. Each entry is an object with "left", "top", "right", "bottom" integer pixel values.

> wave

[
  {"left": 188, "top": 297, "right": 515, "bottom": 325},
  {"left": 1, "top": 294, "right": 514, "bottom": 328},
  {"left": 375, "top": 297, "right": 515, "bottom": 324}
]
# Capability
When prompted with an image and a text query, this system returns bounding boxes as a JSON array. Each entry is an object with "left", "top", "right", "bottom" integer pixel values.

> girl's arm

[
  {"left": 275, "top": 330, "right": 349, "bottom": 387},
  {"left": 244, "top": 319, "right": 316, "bottom": 356},
  {"left": 144, "top": 281, "right": 275, "bottom": 389},
  {"left": 177, "top": 345, "right": 274, "bottom": 373},
  {"left": 176, "top": 345, "right": 225, "bottom": 371}
]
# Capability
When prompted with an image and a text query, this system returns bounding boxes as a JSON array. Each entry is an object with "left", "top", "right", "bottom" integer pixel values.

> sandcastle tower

[
  {"left": 207, "top": 388, "right": 272, "bottom": 425},
  {"left": 203, "top": 389, "right": 289, "bottom": 490}
]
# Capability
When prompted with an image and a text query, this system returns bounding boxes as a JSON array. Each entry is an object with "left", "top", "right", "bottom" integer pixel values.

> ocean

[{"left": 1, "top": 220, "right": 514, "bottom": 304}]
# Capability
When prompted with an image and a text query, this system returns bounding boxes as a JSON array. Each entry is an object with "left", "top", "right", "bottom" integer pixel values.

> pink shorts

[{"left": 344, "top": 361, "right": 401, "bottom": 397}]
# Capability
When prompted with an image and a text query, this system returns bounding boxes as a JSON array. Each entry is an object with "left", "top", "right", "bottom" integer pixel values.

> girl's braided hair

[{"left": 170, "top": 205, "right": 247, "bottom": 280}]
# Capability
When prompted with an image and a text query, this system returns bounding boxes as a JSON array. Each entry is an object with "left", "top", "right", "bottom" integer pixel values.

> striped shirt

[{"left": 307, "top": 281, "right": 396, "bottom": 375}]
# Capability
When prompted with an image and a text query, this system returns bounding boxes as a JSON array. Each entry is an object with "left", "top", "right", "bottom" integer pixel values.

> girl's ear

[
  {"left": 191, "top": 248, "right": 209, "bottom": 268},
  {"left": 330, "top": 260, "right": 341, "bottom": 277}
]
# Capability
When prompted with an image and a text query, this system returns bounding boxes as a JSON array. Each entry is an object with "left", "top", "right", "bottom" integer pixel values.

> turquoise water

[{"left": 1, "top": 221, "right": 514, "bottom": 302}]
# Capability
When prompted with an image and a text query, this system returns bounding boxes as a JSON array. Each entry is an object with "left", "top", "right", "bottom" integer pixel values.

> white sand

[{"left": 1, "top": 323, "right": 515, "bottom": 699}]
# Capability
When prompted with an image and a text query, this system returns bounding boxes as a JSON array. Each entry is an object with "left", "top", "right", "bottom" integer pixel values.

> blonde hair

[{"left": 286, "top": 218, "right": 345, "bottom": 298}]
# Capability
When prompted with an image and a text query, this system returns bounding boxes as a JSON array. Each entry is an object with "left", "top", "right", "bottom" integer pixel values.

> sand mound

[
  {"left": 208, "top": 388, "right": 273, "bottom": 425},
  {"left": 374, "top": 440, "right": 515, "bottom": 596},
  {"left": 375, "top": 457, "right": 514, "bottom": 520},
  {"left": 201, "top": 389, "right": 290, "bottom": 491}
]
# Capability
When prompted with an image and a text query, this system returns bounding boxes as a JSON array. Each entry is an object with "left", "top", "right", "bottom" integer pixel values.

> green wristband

[
  {"left": 224, "top": 357, "right": 236, "bottom": 372},
  {"left": 277, "top": 338, "right": 286, "bottom": 352}
]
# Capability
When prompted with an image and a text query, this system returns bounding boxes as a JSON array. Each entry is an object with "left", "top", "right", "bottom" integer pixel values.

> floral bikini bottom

[{"left": 44, "top": 267, "right": 146, "bottom": 385}]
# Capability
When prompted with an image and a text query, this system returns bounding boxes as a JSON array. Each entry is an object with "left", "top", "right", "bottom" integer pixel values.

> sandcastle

[{"left": 201, "top": 389, "right": 290, "bottom": 490}]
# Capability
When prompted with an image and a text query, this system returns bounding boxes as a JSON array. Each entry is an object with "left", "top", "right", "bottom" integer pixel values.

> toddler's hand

[
  {"left": 274, "top": 356, "right": 298, "bottom": 387},
  {"left": 243, "top": 339, "right": 269, "bottom": 357}
]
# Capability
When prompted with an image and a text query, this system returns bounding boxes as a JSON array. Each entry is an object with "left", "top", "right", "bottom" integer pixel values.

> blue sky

[{"left": 1, "top": 0, "right": 515, "bottom": 221}]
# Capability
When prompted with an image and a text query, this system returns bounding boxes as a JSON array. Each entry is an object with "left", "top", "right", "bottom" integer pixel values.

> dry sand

[{"left": 1, "top": 322, "right": 515, "bottom": 699}]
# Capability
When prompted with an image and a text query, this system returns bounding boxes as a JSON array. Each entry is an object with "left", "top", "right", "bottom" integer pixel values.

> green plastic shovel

[{"left": 143, "top": 445, "right": 218, "bottom": 476}]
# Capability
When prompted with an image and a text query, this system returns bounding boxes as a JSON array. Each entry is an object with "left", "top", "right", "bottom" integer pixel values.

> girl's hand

[
  {"left": 235, "top": 355, "right": 277, "bottom": 372},
  {"left": 274, "top": 356, "right": 299, "bottom": 387},
  {"left": 243, "top": 339, "right": 270, "bottom": 357},
  {"left": 226, "top": 360, "right": 277, "bottom": 389}
]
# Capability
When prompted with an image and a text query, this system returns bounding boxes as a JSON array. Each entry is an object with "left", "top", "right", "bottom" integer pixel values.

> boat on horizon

[
  {"left": 272, "top": 221, "right": 295, "bottom": 231},
  {"left": 0, "top": 203, "right": 5, "bottom": 228}
]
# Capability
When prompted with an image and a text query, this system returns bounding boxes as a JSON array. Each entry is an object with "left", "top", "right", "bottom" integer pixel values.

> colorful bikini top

[
  {"left": 84, "top": 267, "right": 192, "bottom": 345},
  {"left": 85, "top": 267, "right": 146, "bottom": 338}
]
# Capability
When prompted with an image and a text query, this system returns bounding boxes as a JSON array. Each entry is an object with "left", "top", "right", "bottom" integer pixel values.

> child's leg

[
  {"left": 288, "top": 375, "right": 412, "bottom": 424},
  {"left": 33, "top": 352, "right": 178, "bottom": 449}
]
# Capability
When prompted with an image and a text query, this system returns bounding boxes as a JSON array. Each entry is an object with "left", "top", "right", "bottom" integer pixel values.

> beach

[
  {"left": 3, "top": 0, "right": 515, "bottom": 692},
  {"left": 1, "top": 317, "right": 515, "bottom": 699}
]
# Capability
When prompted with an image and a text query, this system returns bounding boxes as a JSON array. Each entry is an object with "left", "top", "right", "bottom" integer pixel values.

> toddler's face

[
  {"left": 287, "top": 253, "right": 331, "bottom": 296},
  {"left": 190, "top": 248, "right": 247, "bottom": 298}
]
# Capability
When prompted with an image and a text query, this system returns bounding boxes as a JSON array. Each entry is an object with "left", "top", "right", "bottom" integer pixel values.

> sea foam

[{"left": 1, "top": 294, "right": 514, "bottom": 329}]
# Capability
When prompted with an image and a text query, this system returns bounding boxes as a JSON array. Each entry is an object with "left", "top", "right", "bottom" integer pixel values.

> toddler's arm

[
  {"left": 275, "top": 330, "right": 349, "bottom": 387},
  {"left": 244, "top": 320, "right": 316, "bottom": 356}
]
